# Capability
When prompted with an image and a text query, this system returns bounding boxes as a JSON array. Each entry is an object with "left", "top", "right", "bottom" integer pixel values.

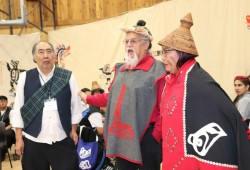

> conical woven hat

[
  {"left": 91, "top": 81, "right": 101, "bottom": 90},
  {"left": 91, "top": 81, "right": 104, "bottom": 94},
  {"left": 158, "top": 13, "right": 198, "bottom": 56}
]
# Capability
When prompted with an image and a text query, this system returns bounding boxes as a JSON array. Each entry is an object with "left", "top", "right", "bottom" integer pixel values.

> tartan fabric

[{"left": 21, "top": 67, "right": 72, "bottom": 128}]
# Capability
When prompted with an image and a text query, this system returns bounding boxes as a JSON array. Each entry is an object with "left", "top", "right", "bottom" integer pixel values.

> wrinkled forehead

[{"left": 35, "top": 42, "right": 53, "bottom": 53}]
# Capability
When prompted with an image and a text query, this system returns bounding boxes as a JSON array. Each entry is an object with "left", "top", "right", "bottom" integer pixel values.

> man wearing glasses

[{"left": 78, "top": 20, "right": 165, "bottom": 170}]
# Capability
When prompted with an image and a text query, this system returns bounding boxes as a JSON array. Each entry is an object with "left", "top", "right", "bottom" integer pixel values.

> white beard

[{"left": 125, "top": 48, "right": 139, "bottom": 68}]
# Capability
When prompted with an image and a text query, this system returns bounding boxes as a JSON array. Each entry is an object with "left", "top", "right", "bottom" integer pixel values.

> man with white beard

[
  {"left": 78, "top": 20, "right": 165, "bottom": 170},
  {"left": 125, "top": 46, "right": 140, "bottom": 68}
]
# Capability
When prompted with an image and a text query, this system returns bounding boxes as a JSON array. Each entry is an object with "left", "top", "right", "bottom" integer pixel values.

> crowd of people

[{"left": 0, "top": 12, "right": 250, "bottom": 170}]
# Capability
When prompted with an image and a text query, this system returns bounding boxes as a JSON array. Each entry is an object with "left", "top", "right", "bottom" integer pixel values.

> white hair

[{"left": 125, "top": 48, "right": 139, "bottom": 68}]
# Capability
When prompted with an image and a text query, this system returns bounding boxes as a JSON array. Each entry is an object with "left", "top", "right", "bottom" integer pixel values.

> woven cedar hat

[
  {"left": 91, "top": 81, "right": 104, "bottom": 95},
  {"left": 121, "top": 20, "right": 153, "bottom": 41},
  {"left": 158, "top": 13, "right": 198, "bottom": 56}
]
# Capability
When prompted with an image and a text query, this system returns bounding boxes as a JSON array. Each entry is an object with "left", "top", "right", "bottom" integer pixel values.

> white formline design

[{"left": 182, "top": 63, "right": 237, "bottom": 169}]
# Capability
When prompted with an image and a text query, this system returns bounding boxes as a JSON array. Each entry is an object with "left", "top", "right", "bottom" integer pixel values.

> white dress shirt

[
  {"left": 10, "top": 66, "right": 82, "bottom": 144},
  {"left": 88, "top": 112, "right": 103, "bottom": 128},
  {"left": 1, "top": 109, "right": 6, "bottom": 117}
]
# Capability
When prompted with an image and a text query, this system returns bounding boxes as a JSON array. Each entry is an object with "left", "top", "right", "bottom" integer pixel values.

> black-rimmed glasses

[{"left": 161, "top": 49, "right": 175, "bottom": 55}]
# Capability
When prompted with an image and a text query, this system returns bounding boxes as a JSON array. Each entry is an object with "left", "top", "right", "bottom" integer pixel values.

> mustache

[{"left": 126, "top": 48, "right": 135, "bottom": 53}]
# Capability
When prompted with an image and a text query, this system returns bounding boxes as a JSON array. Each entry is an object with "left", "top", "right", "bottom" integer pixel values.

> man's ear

[
  {"left": 33, "top": 56, "right": 37, "bottom": 63},
  {"left": 144, "top": 41, "right": 150, "bottom": 50}
]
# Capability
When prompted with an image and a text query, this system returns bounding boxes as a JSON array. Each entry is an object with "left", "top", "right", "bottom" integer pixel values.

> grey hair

[
  {"left": 32, "top": 41, "right": 54, "bottom": 63},
  {"left": 141, "top": 35, "right": 152, "bottom": 50},
  {"left": 32, "top": 41, "right": 54, "bottom": 56}
]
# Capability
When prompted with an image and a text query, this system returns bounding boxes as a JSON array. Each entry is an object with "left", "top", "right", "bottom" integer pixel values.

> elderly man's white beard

[{"left": 125, "top": 48, "right": 139, "bottom": 69}]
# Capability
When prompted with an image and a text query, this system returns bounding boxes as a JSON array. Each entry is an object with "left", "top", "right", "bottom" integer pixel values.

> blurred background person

[
  {"left": 79, "top": 84, "right": 104, "bottom": 135},
  {"left": 0, "top": 95, "right": 15, "bottom": 162},
  {"left": 81, "top": 88, "right": 91, "bottom": 118},
  {"left": 234, "top": 76, "right": 250, "bottom": 126}
]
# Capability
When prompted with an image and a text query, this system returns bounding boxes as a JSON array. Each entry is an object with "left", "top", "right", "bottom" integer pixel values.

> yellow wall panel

[
  {"left": 56, "top": 0, "right": 69, "bottom": 23},
  {"left": 0, "top": 0, "right": 167, "bottom": 38}
]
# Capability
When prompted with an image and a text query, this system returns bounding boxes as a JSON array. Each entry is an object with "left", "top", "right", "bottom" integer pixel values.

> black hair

[
  {"left": 0, "top": 95, "right": 8, "bottom": 101},
  {"left": 81, "top": 88, "right": 91, "bottom": 93},
  {"left": 233, "top": 96, "right": 240, "bottom": 106},
  {"left": 91, "top": 88, "right": 104, "bottom": 95},
  {"left": 176, "top": 51, "right": 196, "bottom": 69}
]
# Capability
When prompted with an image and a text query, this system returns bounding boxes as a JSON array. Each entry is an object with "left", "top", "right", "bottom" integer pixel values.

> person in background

[
  {"left": 81, "top": 88, "right": 91, "bottom": 118},
  {"left": 156, "top": 12, "right": 250, "bottom": 170},
  {"left": 10, "top": 41, "right": 82, "bottom": 170},
  {"left": 78, "top": 20, "right": 165, "bottom": 170},
  {"left": 81, "top": 88, "right": 91, "bottom": 96},
  {"left": 234, "top": 76, "right": 250, "bottom": 126},
  {"left": 80, "top": 83, "right": 104, "bottom": 135},
  {"left": 77, "top": 84, "right": 114, "bottom": 169},
  {"left": 0, "top": 95, "right": 15, "bottom": 161},
  {"left": 91, "top": 81, "right": 106, "bottom": 116},
  {"left": 91, "top": 81, "right": 105, "bottom": 95}
]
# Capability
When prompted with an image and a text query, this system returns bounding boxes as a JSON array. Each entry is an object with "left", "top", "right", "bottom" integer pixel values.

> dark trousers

[
  {"left": 115, "top": 125, "right": 162, "bottom": 170},
  {"left": 1, "top": 129, "right": 15, "bottom": 161},
  {"left": 22, "top": 137, "right": 78, "bottom": 170}
]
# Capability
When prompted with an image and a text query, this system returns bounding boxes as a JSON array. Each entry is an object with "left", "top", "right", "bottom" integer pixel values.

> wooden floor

[{"left": 1, "top": 146, "right": 162, "bottom": 170}]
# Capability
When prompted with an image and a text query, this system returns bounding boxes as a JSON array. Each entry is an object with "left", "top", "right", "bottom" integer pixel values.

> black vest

[
  {"left": 0, "top": 107, "right": 11, "bottom": 127},
  {"left": 24, "top": 68, "right": 72, "bottom": 137}
]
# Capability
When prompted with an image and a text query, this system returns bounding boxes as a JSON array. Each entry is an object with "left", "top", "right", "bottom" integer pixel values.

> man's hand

[
  {"left": 78, "top": 91, "right": 87, "bottom": 104},
  {"left": 15, "top": 128, "right": 24, "bottom": 156},
  {"left": 15, "top": 138, "right": 24, "bottom": 156},
  {"left": 70, "top": 124, "right": 78, "bottom": 145}
]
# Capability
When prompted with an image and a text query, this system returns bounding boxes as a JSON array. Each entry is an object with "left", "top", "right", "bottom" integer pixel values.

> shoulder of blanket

[
  {"left": 115, "top": 62, "right": 125, "bottom": 70},
  {"left": 152, "top": 59, "right": 165, "bottom": 77},
  {"left": 154, "top": 59, "right": 163, "bottom": 65},
  {"left": 154, "top": 59, "right": 165, "bottom": 69}
]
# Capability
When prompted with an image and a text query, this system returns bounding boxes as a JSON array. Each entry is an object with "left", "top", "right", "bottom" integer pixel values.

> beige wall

[
  {"left": 0, "top": 33, "right": 40, "bottom": 103},
  {"left": 1, "top": 0, "right": 250, "bottom": 101},
  {"left": 49, "top": 0, "right": 250, "bottom": 100}
]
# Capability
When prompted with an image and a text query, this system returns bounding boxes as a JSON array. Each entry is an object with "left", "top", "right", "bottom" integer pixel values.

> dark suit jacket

[{"left": 0, "top": 107, "right": 12, "bottom": 127}]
